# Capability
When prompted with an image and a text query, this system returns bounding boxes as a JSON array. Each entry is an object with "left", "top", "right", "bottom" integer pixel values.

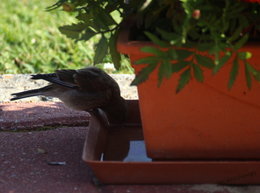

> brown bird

[{"left": 11, "top": 67, "right": 127, "bottom": 125}]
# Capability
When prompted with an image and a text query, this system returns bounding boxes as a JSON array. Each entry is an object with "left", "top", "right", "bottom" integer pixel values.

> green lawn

[{"left": 0, "top": 0, "right": 131, "bottom": 74}]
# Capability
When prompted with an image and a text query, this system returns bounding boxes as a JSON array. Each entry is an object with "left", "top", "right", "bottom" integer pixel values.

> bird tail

[{"left": 10, "top": 86, "right": 51, "bottom": 101}]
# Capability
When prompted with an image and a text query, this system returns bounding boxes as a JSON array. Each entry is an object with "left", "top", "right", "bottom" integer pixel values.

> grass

[{"left": 0, "top": 0, "right": 132, "bottom": 74}]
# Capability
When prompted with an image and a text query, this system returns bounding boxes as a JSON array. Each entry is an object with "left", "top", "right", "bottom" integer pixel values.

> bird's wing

[
  {"left": 72, "top": 67, "right": 101, "bottom": 91},
  {"left": 74, "top": 67, "right": 120, "bottom": 92},
  {"left": 73, "top": 73, "right": 94, "bottom": 91},
  {"left": 56, "top": 69, "right": 77, "bottom": 83},
  {"left": 31, "top": 73, "right": 56, "bottom": 80},
  {"left": 31, "top": 70, "right": 78, "bottom": 89}
]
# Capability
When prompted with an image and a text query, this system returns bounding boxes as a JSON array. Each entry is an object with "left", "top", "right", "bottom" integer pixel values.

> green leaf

[
  {"left": 228, "top": 16, "right": 248, "bottom": 43},
  {"left": 89, "top": 7, "right": 115, "bottom": 31},
  {"left": 244, "top": 62, "right": 252, "bottom": 89},
  {"left": 213, "top": 52, "right": 232, "bottom": 74},
  {"left": 197, "top": 43, "right": 213, "bottom": 52},
  {"left": 131, "top": 63, "right": 157, "bottom": 85},
  {"left": 141, "top": 46, "right": 164, "bottom": 56},
  {"left": 208, "top": 43, "right": 225, "bottom": 55},
  {"left": 80, "top": 28, "right": 96, "bottom": 41},
  {"left": 246, "top": 63, "right": 257, "bottom": 75},
  {"left": 238, "top": 51, "right": 252, "bottom": 60},
  {"left": 246, "top": 62, "right": 260, "bottom": 81},
  {"left": 144, "top": 32, "right": 169, "bottom": 48},
  {"left": 90, "top": 11, "right": 109, "bottom": 31},
  {"left": 254, "top": 73, "right": 260, "bottom": 82},
  {"left": 192, "top": 63, "right": 204, "bottom": 82},
  {"left": 233, "top": 34, "right": 249, "bottom": 50},
  {"left": 156, "top": 28, "right": 180, "bottom": 43},
  {"left": 135, "top": 56, "right": 159, "bottom": 65},
  {"left": 98, "top": 10, "right": 117, "bottom": 26},
  {"left": 228, "top": 56, "right": 239, "bottom": 89},
  {"left": 176, "top": 68, "right": 191, "bottom": 93},
  {"left": 249, "top": 67, "right": 260, "bottom": 82},
  {"left": 195, "top": 54, "right": 214, "bottom": 69},
  {"left": 167, "top": 49, "right": 178, "bottom": 60},
  {"left": 59, "top": 23, "right": 86, "bottom": 39},
  {"left": 76, "top": 12, "right": 89, "bottom": 21},
  {"left": 175, "top": 49, "right": 193, "bottom": 60},
  {"left": 158, "top": 60, "right": 172, "bottom": 86},
  {"left": 94, "top": 36, "right": 108, "bottom": 65},
  {"left": 172, "top": 61, "right": 190, "bottom": 73},
  {"left": 109, "top": 32, "right": 121, "bottom": 70},
  {"left": 228, "top": 26, "right": 244, "bottom": 43}
]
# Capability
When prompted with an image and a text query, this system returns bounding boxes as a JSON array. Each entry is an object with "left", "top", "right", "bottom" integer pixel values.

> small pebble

[
  {"left": 47, "top": 161, "right": 66, "bottom": 166},
  {"left": 37, "top": 148, "right": 47, "bottom": 154}
]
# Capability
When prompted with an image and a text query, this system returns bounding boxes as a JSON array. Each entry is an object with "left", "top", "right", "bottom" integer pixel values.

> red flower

[
  {"left": 192, "top": 9, "right": 201, "bottom": 19},
  {"left": 241, "top": 0, "right": 260, "bottom": 3}
]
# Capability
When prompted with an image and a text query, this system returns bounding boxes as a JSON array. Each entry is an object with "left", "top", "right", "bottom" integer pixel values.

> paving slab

[
  {"left": 0, "top": 102, "right": 89, "bottom": 131},
  {"left": 1, "top": 102, "right": 260, "bottom": 193}
]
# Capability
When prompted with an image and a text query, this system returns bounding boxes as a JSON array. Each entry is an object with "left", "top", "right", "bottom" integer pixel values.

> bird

[{"left": 11, "top": 67, "right": 127, "bottom": 126}]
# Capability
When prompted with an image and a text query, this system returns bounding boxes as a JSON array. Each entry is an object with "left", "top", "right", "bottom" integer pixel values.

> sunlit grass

[{"left": 0, "top": 0, "right": 131, "bottom": 74}]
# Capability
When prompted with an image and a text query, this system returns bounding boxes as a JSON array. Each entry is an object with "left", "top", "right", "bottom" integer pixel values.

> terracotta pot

[
  {"left": 117, "top": 27, "right": 260, "bottom": 160},
  {"left": 83, "top": 101, "right": 260, "bottom": 184}
]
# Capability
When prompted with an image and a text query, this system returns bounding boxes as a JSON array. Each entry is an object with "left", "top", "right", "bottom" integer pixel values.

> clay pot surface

[{"left": 117, "top": 28, "right": 260, "bottom": 160}]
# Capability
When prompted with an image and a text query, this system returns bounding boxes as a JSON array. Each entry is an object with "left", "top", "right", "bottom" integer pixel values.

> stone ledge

[
  {"left": 0, "top": 74, "right": 138, "bottom": 102},
  {"left": 0, "top": 102, "right": 89, "bottom": 131}
]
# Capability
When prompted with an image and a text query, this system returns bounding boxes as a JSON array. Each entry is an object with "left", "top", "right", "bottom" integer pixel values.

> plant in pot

[{"left": 49, "top": 0, "right": 260, "bottom": 160}]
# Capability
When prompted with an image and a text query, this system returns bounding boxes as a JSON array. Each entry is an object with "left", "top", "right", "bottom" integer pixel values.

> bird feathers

[
  {"left": 31, "top": 71, "right": 78, "bottom": 89},
  {"left": 11, "top": 85, "right": 53, "bottom": 101},
  {"left": 10, "top": 67, "right": 127, "bottom": 124}
]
